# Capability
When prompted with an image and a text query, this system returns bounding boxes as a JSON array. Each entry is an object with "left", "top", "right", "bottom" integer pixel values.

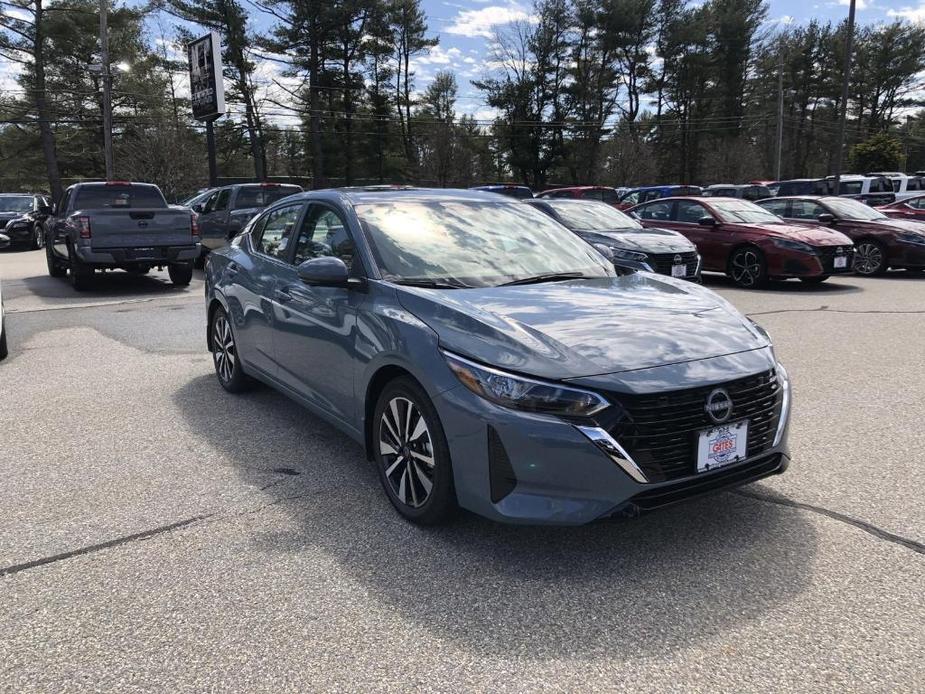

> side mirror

[
  {"left": 297, "top": 256, "right": 349, "bottom": 287},
  {"left": 698, "top": 216, "right": 717, "bottom": 227},
  {"left": 192, "top": 203, "right": 205, "bottom": 213},
  {"left": 0, "top": 233, "right": 10, "bottom": 250},
  {"left": 817, "top": 213, "right": 835, "bottom": 224},
  {"left": 593, "top": 243, "right": 614, "bottom": 261}
]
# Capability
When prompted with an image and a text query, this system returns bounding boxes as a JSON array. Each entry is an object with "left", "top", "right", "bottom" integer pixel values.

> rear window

[
  {"left": 868, "top": 177, "right": 891, "bottom": 193},
  {"left": 838, "top": 181, "right": 862, "bottom": 195},
  {"left": 233, "top": 185, "right": 302, "bottom": 210},
  {"left": 73, "top": 185, "right": 166, "bottom": 209}
]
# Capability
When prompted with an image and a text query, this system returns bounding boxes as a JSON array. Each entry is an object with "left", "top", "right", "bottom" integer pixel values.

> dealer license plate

[
  {"left": 697, "top": 420, "right": 748, "bottom": 473},
  {"left": 671, "top": 264, "right": 687, "bottom": 278},
  {"left": 834, "top": 255, "right": 847, "bottom": 269}
]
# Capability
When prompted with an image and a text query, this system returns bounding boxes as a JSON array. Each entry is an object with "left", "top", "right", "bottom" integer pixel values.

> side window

[
  {"left": 584, "top": 190, "right": 604, "bottom": 201},
  {"left": 254, "top": 204, "right": 302, "bottom": 260},
  {"left": 759, "top": 199, "right": 788, "bottom": 217},
  {"left": 621, "top": 192, "right": 639, "bottom": 205},
  {"left": 908, "top": 178, "right": 922, "bottom": 192},
  {"left": 202, "top": 191, "right": 220, "bottom": 213},
  {"left": 293, "top": 206, "right": 355, "bottom": 268},
  {"left": 214, "top": 189, "right": 231, "bottom": 211},
  {"left": 675, "top": 200, "right": 708, "bottom": 223},
  {"left": 637, "top": 201, "right": 671, "bottom": 220},
  {"left": 643, "top": 190, "right": 661, "bottom": 202},
  {"left": 57, "top": 190, "right": 72, "bottom": 215},
  {"left": 909, "top": 197, "right": 925, "bottom": 210},
  {"left": 600, "top": 189, "right": 619, "bottom": 203},
  {"left": 790, "top": 200, "right": 824, "bottom": 220}
]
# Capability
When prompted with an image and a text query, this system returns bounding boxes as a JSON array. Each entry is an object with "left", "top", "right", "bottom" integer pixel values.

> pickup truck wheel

[
  {"left": 46, "top": 242, "right": 66, "bottom": 278},
  {"left": 69, "top": 251, "right": 94, "bottom": 291},
  {"left": 168, "top": 262, "right": 193, "bottom": 286},
  {"left": 210, "top": 306, "right": 252, "bottom": 393}
]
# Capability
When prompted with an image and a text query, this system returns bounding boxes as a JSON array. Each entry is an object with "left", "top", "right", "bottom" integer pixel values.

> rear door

[
  {"left": 233, "top": 201, "right": 307, "bottom": 378},
  {"left": 198, "top": 188, "right": 232, "bottom": 245}
]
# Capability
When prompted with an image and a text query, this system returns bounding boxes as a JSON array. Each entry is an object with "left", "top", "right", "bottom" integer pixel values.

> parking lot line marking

[
  {"left": 0, "top": 515, "right": 212, "bottom": 578},
  {"left": 7, "top": 296, "right": 199, "bottom": 315}
]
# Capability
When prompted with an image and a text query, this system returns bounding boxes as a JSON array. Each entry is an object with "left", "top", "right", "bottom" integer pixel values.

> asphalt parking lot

[{"left": 1, "top": 248, "right": 923, "bottom": 692}]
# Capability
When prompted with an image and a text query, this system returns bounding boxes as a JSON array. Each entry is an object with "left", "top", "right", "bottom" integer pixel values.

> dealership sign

[{"left": 187, "top": 32, "right": 225, "bottom": 121}]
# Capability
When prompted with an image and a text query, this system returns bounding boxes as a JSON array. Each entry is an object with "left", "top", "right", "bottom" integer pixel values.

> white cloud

[
  {"left": 888, "top": 3, "right": 925, "bottom": 21},
  {"left": 837, "top": 0, "right": 868, "bottom": 8},
  {"left": 768, "top": 15, "right": 795, "bottom": 24},
  {"left": 413, "top": 45, "right": 463, "bottom": 67},
  {"left": 445, "top": 4, "right": 535, "bottom": 39}
]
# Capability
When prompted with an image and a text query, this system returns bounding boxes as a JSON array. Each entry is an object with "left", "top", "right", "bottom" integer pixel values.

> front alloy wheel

[
  {"left": 853, "top": 241, "right": 887, "bottom": 276},
  {"left": 374, "top": 378, "right": 456, "bottom": 524},
  {"left": 31, "top": 226, "right": 44, "bottom": 250},
  {"left": 729, "top": 247, "right": 767, "bottom": 288}
]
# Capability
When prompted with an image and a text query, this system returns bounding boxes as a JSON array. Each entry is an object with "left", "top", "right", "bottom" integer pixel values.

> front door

[
  {"left": 672, "top": 199, "right": 725, "bottom": 271},
  {"left": 272, "top": 203, "right": 362, "bottom": 425}
]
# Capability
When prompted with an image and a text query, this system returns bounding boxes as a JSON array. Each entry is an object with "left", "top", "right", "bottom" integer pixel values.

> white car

[
  {"left": 866, "top": 172, "right": 925, "bottom": 201},
  {"left": 0, "top": 232, "right": 9, "bottom": 360}
]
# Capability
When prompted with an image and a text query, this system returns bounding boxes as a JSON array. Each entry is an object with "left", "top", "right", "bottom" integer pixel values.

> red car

[
  {"left": 876, "top": 194, "right": 925, "bottom": 222},
  {"left": 757, "top": 196, "right": 925, "bottom": 275},
  {"left": 536, "top": 186, "right": 623, "bottom": 206},
  {"left": 629, "top": 196, "right": 854, "bottom": 288}
]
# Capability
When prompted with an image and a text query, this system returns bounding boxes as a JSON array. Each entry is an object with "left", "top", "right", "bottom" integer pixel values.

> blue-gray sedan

[{"left": 204, "top": 188, "right": 791, "bottom": 525}]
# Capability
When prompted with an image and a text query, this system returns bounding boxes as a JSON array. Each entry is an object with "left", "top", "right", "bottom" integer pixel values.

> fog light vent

[{"left": 488, "top": 426, "right": 517, "bottom": 503}]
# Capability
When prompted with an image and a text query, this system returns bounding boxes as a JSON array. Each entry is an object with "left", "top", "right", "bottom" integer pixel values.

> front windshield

[
  {"left": 356, "top": 200, "right": 615, "bottom": 288},
  {"left": 547, "top": 200, "right": 643, "bottom": 231},
  {"left": 824, "top": 198, "right": 887, "bottom": 221},
  {"left": 0, "top": 196, "right": 32, "bottom": 213},
  {"left": 709, "top": 199, "right": 784, "bottom": 224}
]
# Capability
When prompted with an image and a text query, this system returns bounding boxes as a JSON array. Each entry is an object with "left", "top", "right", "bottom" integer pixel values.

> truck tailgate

[{"left": 82, "top": 209, "right": 194, "bottom": 249}]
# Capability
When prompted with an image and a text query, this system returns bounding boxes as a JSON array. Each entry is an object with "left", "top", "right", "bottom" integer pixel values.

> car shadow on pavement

[
  {"left": 19, "top": 270, "right": 203, "bottom": 300},
  {"left": 174, "top": 374, "right": 817, "bottom": 660},
  {"left": 702, "top": 274, "right": 862, "bottom": 293}
]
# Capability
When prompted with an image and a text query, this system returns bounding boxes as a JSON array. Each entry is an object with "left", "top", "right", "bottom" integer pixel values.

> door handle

[
  {"left": 227, "top": 262, "right": 239, "bottom": 275},
  {"left": 274, "top": 288, "right": 293, "bottom": 303}
]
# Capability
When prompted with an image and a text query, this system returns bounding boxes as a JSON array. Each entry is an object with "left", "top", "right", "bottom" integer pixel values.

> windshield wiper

[
  {"left": 500, "top": 271, "right": 588, "bottom": 287},
  {"left": 390, "top": 278, "right": 471, "bottom": 289}
]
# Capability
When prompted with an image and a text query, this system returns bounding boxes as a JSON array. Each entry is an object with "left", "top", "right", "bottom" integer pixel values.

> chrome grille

[
  {"left": 605, "top": 370, "right": 782, "bottom": 482},
  {"left": 648, "top": 251, "right": 699, "bottom": 277}
]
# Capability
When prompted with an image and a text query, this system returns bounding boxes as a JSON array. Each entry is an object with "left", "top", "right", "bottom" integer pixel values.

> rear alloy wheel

[
  {"left": 210, "top": 306, "right": 251, "bottom": 393},
  {"left": 729, "top": 247, "right": 767, "bottom": 288},
  {"left": 374, "top": 378, "right": 456, "bottom": 524},
  {"left": 168, "top": 262, "right": 193, "bottom": 286},
  {"left": 30, "top": 226, "right": 44, "bottom": 250},
  {"left": 853, "top": 241, "right": 887, "bottom": 276}
]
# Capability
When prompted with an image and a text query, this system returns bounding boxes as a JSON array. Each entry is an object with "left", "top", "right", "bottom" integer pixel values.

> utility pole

[
  {"left": 99, "top": 0, "right": 114, "bottom": 180},
  {"left": 776, "top": 43, "right": 784, "bottom": 181},
  {"left": 832, "top": 0, "right": 856, "bottom": 194}
]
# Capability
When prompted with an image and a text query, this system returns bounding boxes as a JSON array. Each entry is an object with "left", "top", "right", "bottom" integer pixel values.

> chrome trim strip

[
  {"left": 576, "top": 425, "right": 649, "bottom": 484},
  {"left": 773, "top": 363, "right": 791, "bottom": 447}
]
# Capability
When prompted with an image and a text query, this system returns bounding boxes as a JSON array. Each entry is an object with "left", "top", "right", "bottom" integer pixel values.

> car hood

[
  {"left": 396, "top": 275, "right": 769, "bottom": 380},
  {"left": 575, "top": 228, "right": 696, "bottom": 254},
  {"left": 737, "top": 222, "right": 851, "bottom": 245}
]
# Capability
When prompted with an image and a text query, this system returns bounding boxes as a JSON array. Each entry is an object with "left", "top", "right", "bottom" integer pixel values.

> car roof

[
  {"left": 283, "top": 187, "right": 511, "bottom": 206},
  {"left": 541, "top": 185, "right": 614, "bottom": 191},
  {"left": 72, "top": 181, "right": 160, "bottom": 188},
  {"left": 0, "top": 192, "right": 39, "bottom": 196}
]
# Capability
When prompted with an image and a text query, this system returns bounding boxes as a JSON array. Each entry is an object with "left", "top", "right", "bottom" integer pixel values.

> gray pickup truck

[
  {"left": 45, "top": 182, "right": 200, "bottom": 290},
  {"left": 190, "top": 183, "right": 302, "bottom": 255}
]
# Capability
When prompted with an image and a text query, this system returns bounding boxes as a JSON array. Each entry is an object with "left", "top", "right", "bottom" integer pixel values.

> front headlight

[
  {"left": 896, "top": 231, "right": 925, "bottom": 246},
  {"left": 771, "top": 238, "right": 816, "bottom": 254},
  {"left": 773, "top": 362, "right": 791, "bottom": 447},
  {"left": 442, "top": 351, "right": 609, "bottom": 417},
  {"left": 610, "top": 247, "right": 648, "bottom": 261}
]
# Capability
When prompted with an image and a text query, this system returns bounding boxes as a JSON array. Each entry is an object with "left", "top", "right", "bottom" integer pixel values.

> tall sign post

[
  {"left": 99, "top": 0, "right": 114, "bottom": 179},
  {"left": 187, "top": 32, "right": 225, "bottom": 187}
]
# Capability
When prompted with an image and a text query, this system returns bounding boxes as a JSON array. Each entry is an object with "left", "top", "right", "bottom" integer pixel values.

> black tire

[
  {"left": 853, "top": 240, "right": 888, "bottom": 276},
  {"left": 0, "top": 318, "right": 7, "bottom": 361},
  {"left": 29, "top": 225, "right": 44, "bottom": 251},
  {"left": 69, "top": 248, "right": 94, "bottom": 291},
  {"left": 193, "top": 248, "right": 208, "bottom": 270},
  {"left": 168, "top": 262, "right": 193, "bottom": 286},
  {"left": 210, "top": 305, "right": 252, "bottom": 393},
  {"left": 800, "top": 275, "right": 830, "bottom": 284},
  {"left": 372, "top": 376, "right": 457, "bottom": 525},
  {"left": 46, "top": 240, "right": 66, "bottom": 278},
  {"left": 728, "top": 246, "right": 768, "bottom": 289}
]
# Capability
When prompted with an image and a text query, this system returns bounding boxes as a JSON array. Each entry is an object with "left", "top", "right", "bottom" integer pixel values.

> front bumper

[
  {"left": 433, "top": 361, "right": 791, "bottom": 525},
  {"left": 772, "top": 247, "right": 853, "bottom": 277},
  {"left": 3, "top": 224, "right": 33, "bottom": 242},
  {"left": 75, "top": 244, "right": 200, "bottom": 266}
]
